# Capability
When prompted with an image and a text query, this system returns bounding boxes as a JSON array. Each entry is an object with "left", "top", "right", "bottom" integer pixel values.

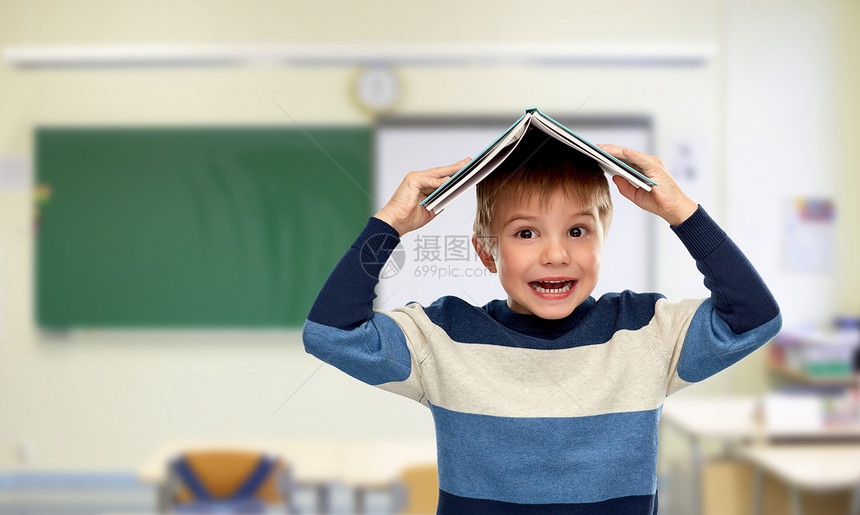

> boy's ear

[{"left": 471, "top": 235, "right": 497, "bottom": 273}]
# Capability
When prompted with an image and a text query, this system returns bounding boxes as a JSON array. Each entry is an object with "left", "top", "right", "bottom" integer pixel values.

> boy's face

[{"left": 475, "top": 189, "right": 605, "bottom": 320}]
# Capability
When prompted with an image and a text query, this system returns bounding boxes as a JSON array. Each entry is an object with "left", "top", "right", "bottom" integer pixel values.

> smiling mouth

[{"left": 529, "top": 280, "right": 575, "bottom": 294}]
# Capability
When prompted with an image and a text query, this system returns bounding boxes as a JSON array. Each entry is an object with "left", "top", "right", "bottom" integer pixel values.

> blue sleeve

[
  {"left": 670, "top": 206, "right": 783, "bottom": 383},
  {"left": 302, "top": 217, "right": 413, "bottom": 386}
]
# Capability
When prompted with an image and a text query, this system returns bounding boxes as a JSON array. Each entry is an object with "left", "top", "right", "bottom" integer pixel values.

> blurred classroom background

[{"left": 1, "top": 0, "right": 859, "bottom": 514}]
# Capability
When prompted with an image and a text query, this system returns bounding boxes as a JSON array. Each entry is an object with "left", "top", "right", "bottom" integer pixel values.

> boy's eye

[
  {"left": 516, "top": 229, "right": 535, "bottom": 239},
  {"left": 569, "top": 227, "right": 586, "bottom": 238}
]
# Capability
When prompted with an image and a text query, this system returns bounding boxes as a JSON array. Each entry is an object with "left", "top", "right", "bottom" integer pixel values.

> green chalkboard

[{"left": 36, "top": 126, "right": 372, "bottom": 329}]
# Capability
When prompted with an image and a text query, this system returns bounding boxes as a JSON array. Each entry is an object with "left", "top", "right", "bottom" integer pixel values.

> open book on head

[{"left": 419, "top": 107, "right": 657, "bottom": 214}]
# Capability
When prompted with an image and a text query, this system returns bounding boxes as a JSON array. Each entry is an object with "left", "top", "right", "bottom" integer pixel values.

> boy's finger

[
  {"left": 600, "top": 145, "right": 647, "bottom": 170},
  {"left": 597, "top": 143, "right": 621, "bottom": 154},
  {"left": 418, "top": 175, "right": 450, "bottom": 193},
  {"left": 621, "top": 147, "right": 660, "bottom": 171},
  {"left": 423, "top": 157, "right": 472, "bottom": 177},
  {"left": 598, "top": 144, "right": 643, "bottom": 173},
  {"left": 611, "top": 175, "right": 637, "bottom": 202},
  {"left": 601, "top": 144, "right": 655, "bottom": 169},
  {"left": 596, "top": 144, "right": 626, "bottom": 159}
]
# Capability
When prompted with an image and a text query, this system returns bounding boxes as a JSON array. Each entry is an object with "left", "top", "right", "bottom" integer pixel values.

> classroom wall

[
  {"left": 0, "top": 0, "right": 854, "bottom": 470},
  {"left": 718, "top": 0, "right": 841, "bottom": 395}
]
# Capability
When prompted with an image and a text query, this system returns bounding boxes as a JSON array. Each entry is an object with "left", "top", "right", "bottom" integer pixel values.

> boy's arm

[
  {"left": 665, "top": 205, "right": 782, "bottom": 388},
  {"left": 303, "top": 216, "right": 415, "bottom": 387},
  {"left": 302, "top": 158, "right": 471, "bottom": 395},
  {"left": 598, "top": 145, "right": 782, "bottom": 391},
  {"left": 305, "top": 216, "right": 399, "bottom": 331},
  {"left": 670, "top": 206, "right": 780, "bottom": 335}
]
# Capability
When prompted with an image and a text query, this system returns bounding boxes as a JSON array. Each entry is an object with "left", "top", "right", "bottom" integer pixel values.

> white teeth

[{"left": 531, "top": 281, "right": 573, "bottom": 294}]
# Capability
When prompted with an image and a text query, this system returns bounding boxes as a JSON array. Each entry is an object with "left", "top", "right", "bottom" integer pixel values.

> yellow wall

[{"left": 836, "top": 0, "right": 860, "bottom": 314}]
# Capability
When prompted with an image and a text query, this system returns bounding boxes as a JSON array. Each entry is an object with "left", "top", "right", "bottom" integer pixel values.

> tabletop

[{"left": 741, "top": 444, "right": 860, "bottom": 492}]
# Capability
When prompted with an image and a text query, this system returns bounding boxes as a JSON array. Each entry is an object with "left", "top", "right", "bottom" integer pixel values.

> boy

[{"left": 302, "top": 134, "right": 782, "bottom": 514}]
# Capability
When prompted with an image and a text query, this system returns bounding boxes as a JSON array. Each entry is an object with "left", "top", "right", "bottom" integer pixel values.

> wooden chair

[
  {"left": 394, "top": 464, "right": 438, "bottom": 515},
  {"left": 163, "top": 449, "right": 296, "bottom": 514}
]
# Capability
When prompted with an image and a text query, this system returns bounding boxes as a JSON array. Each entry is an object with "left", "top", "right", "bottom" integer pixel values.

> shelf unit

[{"left": 767, "top": 358, "right": 860, "bottom": 387}]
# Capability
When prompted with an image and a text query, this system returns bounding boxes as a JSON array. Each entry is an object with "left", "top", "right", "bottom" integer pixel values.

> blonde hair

[{"left": 473, "top": 134, "right": 613, "bottom": 250}]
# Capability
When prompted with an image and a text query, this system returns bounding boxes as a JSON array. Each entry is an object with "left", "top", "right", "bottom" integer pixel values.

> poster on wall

[{"left": 784, "top": 197, "right": 834, "bottom": 273}]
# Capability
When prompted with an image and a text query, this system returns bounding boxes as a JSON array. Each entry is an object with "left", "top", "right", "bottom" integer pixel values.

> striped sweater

[{"left": 302, "top": 206, "right": 782, "bottom": 514}]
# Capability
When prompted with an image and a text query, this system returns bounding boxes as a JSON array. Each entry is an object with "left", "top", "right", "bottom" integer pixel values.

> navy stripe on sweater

[
  {"left": 423, "top": 292, "right": 662, "bottom": 348},
  {"left": 437, "top": 489, "right": 657, "bottom": 515}
]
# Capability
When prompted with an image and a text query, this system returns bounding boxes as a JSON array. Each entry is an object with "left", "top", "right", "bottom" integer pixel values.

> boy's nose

[{"left": 541, "top": 238, "right": 570, "bottom": 265}]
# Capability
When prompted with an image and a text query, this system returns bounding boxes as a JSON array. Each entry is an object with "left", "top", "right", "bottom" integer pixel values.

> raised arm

[
  {"left": 598, "top": 145, "right": 781, "bottom": 390},
  {"left": 306, "top": 157, "right": 470, "bottom": 329},
  {"left": 302, "top": 158, "right": 470, "bottom": 394}
]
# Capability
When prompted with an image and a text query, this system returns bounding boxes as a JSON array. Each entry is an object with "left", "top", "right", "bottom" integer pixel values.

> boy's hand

[
  {"left": 374, "top": 157, "right": 472, "bottom": 236},
  {"left": 597, "top": 144, "right": 698, "bottom": 226}
]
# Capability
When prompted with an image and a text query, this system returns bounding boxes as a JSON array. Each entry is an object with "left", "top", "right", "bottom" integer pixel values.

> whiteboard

[{"left": 374, "top": 117, "right": 655, "bottom": 312}]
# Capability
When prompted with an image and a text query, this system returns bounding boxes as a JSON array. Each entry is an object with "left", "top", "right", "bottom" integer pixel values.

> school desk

[
  {"left": 743, "top": 444, "right": 860, "bottom": 515},
  {"left": 661, "top": 396, "right": 860, "bottom": 515}
]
